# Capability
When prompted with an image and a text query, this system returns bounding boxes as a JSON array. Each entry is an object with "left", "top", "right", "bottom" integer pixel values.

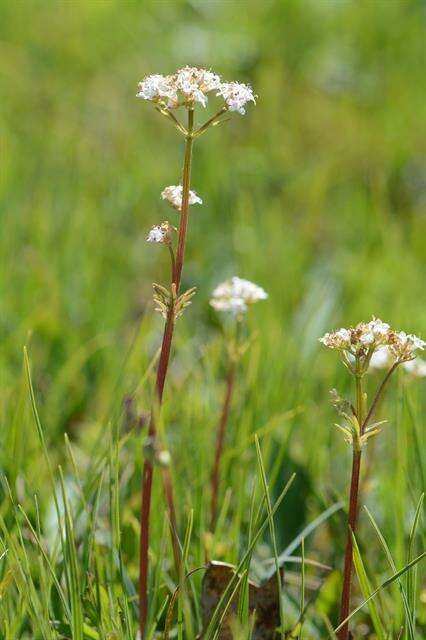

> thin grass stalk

[
  {"left": 210, "top": 361, "right": 237, "bottom": 531},
  {"left": 334, "top": 551, "right": 426, "bottom": 634},
  {"left": 139, "top": 108, "right": 195, "bottom": 638}
]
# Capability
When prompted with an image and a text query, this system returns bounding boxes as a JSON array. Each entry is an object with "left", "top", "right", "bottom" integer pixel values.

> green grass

[{"left": 0, "top": 1, "right": 425, "bottom": 638}]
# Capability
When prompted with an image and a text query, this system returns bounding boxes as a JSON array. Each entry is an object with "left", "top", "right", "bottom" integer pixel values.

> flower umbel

[
  {"left": 216, "top": 82, "right": 256, "bottom": 114},
  {"left": 136, "top": 74, "right": 178, "bottom": 108},
  {"left": 146, "top": 221, "right": 174, "bottom": 244},
  {"left": 161, "top": 185, "right": 202, "bottom": 211},
  {"left": 319, "top": 317, "right": 424, "bottom": 374},
  {"left": 175, "top": 66, "right": 221, "bottom": 107},
  {"left": 137, "top": 66, "right": 221, "bottom": 109},
  {"left": 210, "top": 276, "right": 268, "bottom": 317},
  {"left": 387, "top": 331, "right": 426, "bottom": 362},
  {"left": 137, "top": 66, "right": 256, "bottom": 118}
]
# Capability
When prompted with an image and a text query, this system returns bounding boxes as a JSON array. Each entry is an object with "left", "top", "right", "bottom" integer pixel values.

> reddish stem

[
  {"left": 139, "top": 109, "right": 194, "bottom": 638},
  {"left": 337, "top": 449, "right": 362, "bottom": 640},
  {"left": 337, "top": 361, "right": 398, "bottom": 639},
  {"left": 210, "top": 362, "right": 237, "bottom": 531}
]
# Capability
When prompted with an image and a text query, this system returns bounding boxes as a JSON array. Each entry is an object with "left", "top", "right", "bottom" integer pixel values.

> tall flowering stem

[
  {"left": 338, "top": 367, "right": 363, "bottom": 640},
  {"left": 137, "top": 67, "right": 256, "bottom": 638},
  {"left": 139, "top": 108, "right": 194, "bottom": 635},
  {"left": 320, "top": 318, "right": 425, "bottom": 640},
  {"left": 209, "top": 276, "right": 267, "bottom": 532}
]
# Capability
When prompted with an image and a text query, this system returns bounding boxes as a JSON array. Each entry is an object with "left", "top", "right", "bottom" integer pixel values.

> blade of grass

[
  {"left": 297, "top": 537, "right": 305, "bottom": 640},
  {"left": 203, "top": 472, "right": 295, "bottom": 640},
  {"left": 351, "top": 531, "right": 386, "bottom": 640},
  {"left": 255, "top": 435, "right": 285, "bottom": 638},
  {"left": 334, "top": 551, "right": 426, "bottom": 634},
  {"left": 178, "top": 509, "right": 194, "bottom": 640},
  {"left": 58, "top": 466, "right": 84, "bottom": 640},
  {"left": 364, "top": 506, "right": 416, "bottom": 639},
  {"left": 406, "top": 493, "right": 424, "bottom": 637}
]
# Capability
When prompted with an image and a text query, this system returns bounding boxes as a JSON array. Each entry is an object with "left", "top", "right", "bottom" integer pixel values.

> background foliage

[{"left": 0, "top": 1, "right": 425, "bottom": 638}]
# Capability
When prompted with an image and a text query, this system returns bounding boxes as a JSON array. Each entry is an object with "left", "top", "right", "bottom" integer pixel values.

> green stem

[{"left": 193, "top": 106, "right": 227, "bottom": 137}]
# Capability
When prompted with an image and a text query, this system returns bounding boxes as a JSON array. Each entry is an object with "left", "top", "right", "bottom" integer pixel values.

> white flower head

[
  {"left": 319, "top": 328, "right": 352, "bottom": 351},
  {"left": 321, "top": 317, "right": 425, "bottom": 374},
  {"left": 388, "top": 331, "right": 426, "bottom": 362},
  {"left": 146, "top": 221, "right": 174, "bottom": 244},
  {"left": 137, "top": 67, "right": 257, "bottom": 117},
  {"left": 367, "top": 318, "right": 391, "bottom": 343},
  {"left": 161, "top": 185, "right": 202, "bottom": 211},
  {"left": 217, "top": 82, "right": 256, "bottom": 114},
  {"left": 175, "top": 66, "right": 221, "bottom": 107},
  {"left": 137, "top": 74, "right": 178, "bottom": 108},
  {"left": 320, "top": 317, "right": 395, "bottom": 355},
  {"left": 137, "top": 67, "right": 221, "bottom": 110},
  {"left": 210, "top": 276, "right": 267, "bottom": 318}
]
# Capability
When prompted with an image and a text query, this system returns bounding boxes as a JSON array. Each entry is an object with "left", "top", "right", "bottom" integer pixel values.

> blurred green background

[{"left": 0, "top": 0, "right": 425, "bottom": 636}]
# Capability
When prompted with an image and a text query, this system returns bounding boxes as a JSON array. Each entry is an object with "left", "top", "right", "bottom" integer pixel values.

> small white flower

[
  {"left": 319, "top": 328, "right": 352, "bottom": 350},
  {"left": 368, "top": 318, "right": 390, "bottom": 339},
  {"left": 137, "top": 74, "right": 178, "bottom": 108},
  {"left": 402, "top": 357, "right": 426, "bottom": 378},
  {"left": 388, "top": 331, "right": 426, "bottom": 361},
  {"left": 147, "top": 226, "right": 166, "bottom": 243},
  {"left": 217, "top": 82, "right": 256, "bottom": 114},
  {"left": 210, "top": 276, "right": 267, "bottom": 317},
  {"left": 366, "top": 318, "right": 391, "bottom": 347},
  {"left": 146, "top": 221, "right": 173, "bottom": 244},
  {"left": 161, "top": 185, "right": 202, "bottom": 211},
  {"left": 175, "top": 66, "right": 221, "bottom": 107},
  {"left": 360, "top": 332, "right": 375, "bottom": 345}
]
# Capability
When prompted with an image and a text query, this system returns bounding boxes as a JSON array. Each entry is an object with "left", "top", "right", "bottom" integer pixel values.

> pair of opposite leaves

[{"left": 200, "top": 561, "right": 282, "bottom": 639}]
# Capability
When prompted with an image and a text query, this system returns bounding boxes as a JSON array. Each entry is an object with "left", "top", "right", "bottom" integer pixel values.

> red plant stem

[
  {"left": 337, "top": 448, "right": 362, "bottom": 640},
  {"left": 337, "top": 370, "right": 363, "bottom": 640},
  {"left": 174, "top": 108, "right": 194, "bottom": 289},
  {"left": 139, "top": 108, "right": 194, "bottom": 638},
  {"left": 338, "top": 361, "right": 399, "bottom": 639},
  {"left": 361, "top": 362, "right": 398, "bottom": 433},
  {"left": 210, "top": 361, "right": 237, "bottom": 531}
]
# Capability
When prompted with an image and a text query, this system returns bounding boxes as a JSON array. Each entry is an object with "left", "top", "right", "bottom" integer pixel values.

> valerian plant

[
  {"left": 136, "top": 66, "right": 256, "bottom": 638},
  {"left": 319, "top": 318, "right": 425, "bottom": 640},
  {"left": 208, "top": 276, "right": 268, "bottom": 533}
]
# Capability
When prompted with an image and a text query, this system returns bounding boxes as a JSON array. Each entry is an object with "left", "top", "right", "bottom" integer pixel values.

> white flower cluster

[
  {"left": 136, "top": 74, "right": 178, "bottom": 108},
  {"left": 161, "top": 185, "right": 202, "bottom": 211},
  {"left": 320, "top": 317, "right": 425, "bottom": 363},
  {"left": 210, "top": 276, "right": 268, "bottom": 317},
  {"left": 370, "top": 347, "right": 426, "bottom": 378},
  {"left": 216, "top": 82, "right": 256, "bottom": 114},
  {"left": 146, "top": 221, "right": 174, "bottom": 244},
  {"left": 175, "top": 66, "right": 221, "bottom": 108},
  {"left": 137, "top": 66, "right": 256, "bottom": 114},
  {"left": 387, "top": 331, "right": 426, "bottom": 361}
]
